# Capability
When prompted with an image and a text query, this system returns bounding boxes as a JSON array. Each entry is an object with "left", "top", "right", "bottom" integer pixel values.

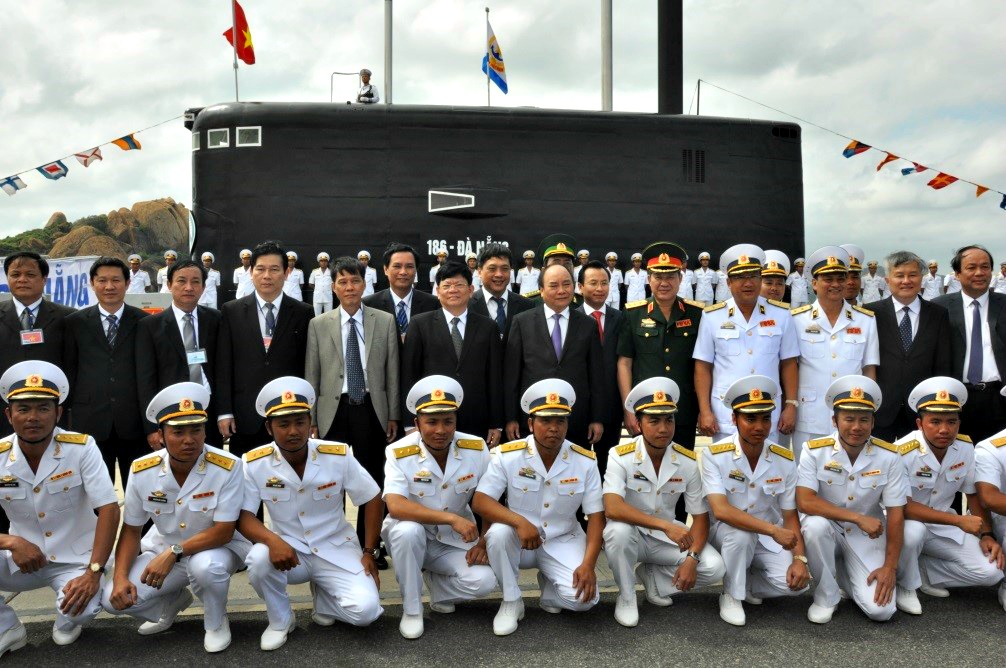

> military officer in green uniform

[
  {"left": 617, "top": 242, "right": 704, "bottom": 450},
  {"left": 525, "top": 234, "right": 583, "bottom": 308}
]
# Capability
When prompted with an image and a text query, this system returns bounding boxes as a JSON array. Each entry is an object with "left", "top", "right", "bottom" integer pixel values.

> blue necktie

[
  {"left": 551, "top": 313, "right": 563, "bottom": 360},
  {"left": 105, "top": 314, "right": 118, "bottom": 347},
  {"left": 346, "top": 317, "right": 366, "bottom": 404},
  {"left": 898, "top": 307, "right": 913, "bottom": 352},
  {"left": 264, "top": 302, "right": 276, "bottom": 336},
  {"left": 967, "top": 301, "right": 983, "bottom": 384},
  {"left": 19, "top": 307, "right": 34, "bottom": 331},
  {"left": 492, "top": 296, "right": 506, "bottom": 336},
  {"left": 396, "top": 300, "right": 408, "bottom": 337}
]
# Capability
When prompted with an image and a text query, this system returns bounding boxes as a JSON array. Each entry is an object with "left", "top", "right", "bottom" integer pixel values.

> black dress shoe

[{"left": 375, "top": 554, "right": 389, "bottom": 570}]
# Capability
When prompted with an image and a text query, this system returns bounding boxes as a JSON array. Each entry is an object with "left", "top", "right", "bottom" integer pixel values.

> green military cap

[
  {"left": 538, "top": 234, "right": 577, "bottom": 262},
  {"left": 641, "top": 241, "right": 688, "bottom": 274}
]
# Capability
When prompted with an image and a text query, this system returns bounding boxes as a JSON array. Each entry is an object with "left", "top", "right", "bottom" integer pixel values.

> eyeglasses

[{"left": 438, "top": 281, "right": 469, "bottom": 292}]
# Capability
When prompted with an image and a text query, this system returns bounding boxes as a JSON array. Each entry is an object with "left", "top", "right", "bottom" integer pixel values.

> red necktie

[{"left": 591, "top": 310, "right": 604, "bottom": 343}]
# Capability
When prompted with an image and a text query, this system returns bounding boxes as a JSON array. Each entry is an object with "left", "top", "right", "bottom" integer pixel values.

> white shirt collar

[
  {"left": 583, "top": 304, "right": 605, "bottom": 317},
  {"left": 893, "top": 295, "right": 921, "bottom": 314},
  {"left": 391, "top": 290, "right": 414, "bottom": 309},
  {"left": 544, "top": 304, "right": 570, "bottom": 319},
  {"left": 14, "top": 297, "right": 43, "bottom": 316},
  {"left": 170, "top": 303, "right": 197, "bottom": 321},
  {"left": 483, "top": 289, "right": 509, "bottom": 306},
  {"left": 256, "top": 291, "right": 284, "bottom": 309},
  {"left": 98, "top": 303, "right": 126, "bottom": 320},
  {"left": 963, "top": 291, "right": 989, "bottom": 309},
  {"left": 341, "top": 306, "right": 364, "bottom": 325},
  {"left": 443, "top": 308, "right": 467, "bottom": 324}
]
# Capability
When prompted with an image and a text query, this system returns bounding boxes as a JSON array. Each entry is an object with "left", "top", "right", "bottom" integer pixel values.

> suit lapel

[
  {"left": 243, "top": 297, "right": 267, "bottom": 352},
  {"left": 534, "top": 308, "right": 559, "bottom": 363},
  {"left": 363, "top": 306, "right": 376, "bottom": 367},
  {"left": 329, "top": 307, "right": 345, "bottom": 361},
  {"left": 161, "top": 310, "right": 187, "bottom": 359},
  {"left": 0, "top": 302, "right": 19, "bottom": 334},
  {"left": 88, "top": 308, "right": 111, "bottom": 352}
]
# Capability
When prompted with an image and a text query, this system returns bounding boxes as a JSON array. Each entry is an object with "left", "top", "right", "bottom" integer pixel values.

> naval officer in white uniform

[
  {"left": 692, "top": 252, "right": 718, "bottom": 306},
  {"left": 233, "top": 249, "right": 254, "bottom": 299},
  {"left": 127, "top": 254, "right": 152, "bottom": 294},
  {"left": 157, "top": 250, "right": 177, "bottom": 294},
  {"left": 474, "top": 379, "right": 604, "bottom": 636},
  {"left": 239, "top": 377, "right": 383, "bottom": 650},
  {"left": 102, "top": 382, "right": 250, "bottom": 653},
  {"left": 603, "top": 377, "right": 725, "bottom": 627},
  {"left": 199, "top": 252, "right": 221, "bottom": 308},
  {"left": 382, "top": 375, "right": 496, "bottom": 639}
]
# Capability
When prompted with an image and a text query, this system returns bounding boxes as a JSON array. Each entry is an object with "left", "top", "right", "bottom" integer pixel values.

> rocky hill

[{"left": 1, "top": 198, "right": 190, "bottom": 273}]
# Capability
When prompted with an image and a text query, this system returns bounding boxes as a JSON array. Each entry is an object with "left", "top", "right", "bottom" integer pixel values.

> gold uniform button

[
  {"left": 543, "top": 521, "right": 548, "bottom": 528},
  {"left": 543, "top": 503, "right": 550, "bottom": 509},
  {"left": 155, "top": 510, "right": 161, "bottom": 515},
  {"left": 747, "top": 331, "right": 753, "bottom": 337},
  {"left": 299, "top": 511, "right": 305, "bottom": 517},
  {"left": 299, "top": 489, "right": 305, "bottom": 494},
  {"left": 832, "top": 353, "right": 837, "bottom": 359},
  {"left": 177, "top": 499, "right": 183, "bottom": 505},
  {"left": 665, "top": 366, "right": 670, "bottom": 371},
  {"left": 50, "top": 555, "right": 57, "bottom": 561},
  {"left": 832, "top": 372, "right": 837, "bottom": 377},
  {"left": 38, "top": 512, "right": 45, "bottom": 519},
  {"left": 831, "top": 335, "right": 837, "bottom": 341},
  {"left": 202, "top": 506, "right": 208, "bottom": 511},
  {"left": 443, "top": 507, "right": 449, "bottom": 511},
  {"left": 33, "top": 486, "right": 40, "bottom": 494},
  {"left": 749, "top": 483, "right": 755, "bottom": 488},
  {"left": 845, "top": 527, "right": 852, "bottom": 533},
  {"left": 63, "top": 486, "right": 68, "bottom": 492},
  {"left": 848, "top": 475, "right": 855, "bottom": 481},
  {"left": 312, "top": 547, "right": 318, "bottom": 553},
  {"left": 684, "top": 332, "right": 689, "bottom": 337},
  {"left": 545, "top": 481, "right": 551, "bottom": 486},
  {"left": 665, "top": 348, "right": 670, "bottom": 353},
  {"left": 305, "top": 530, "right": 312, "bottom": 536},
  {"left": 419, "top": 492, "right": 425, "bottom": 497},
  {"left": 442, "top": 483, "right": 449, "bottom": 490},
  {"left": 847, "top": 496, "right": 854, "bottom": 501},
  {"left": 45, "top": 531, "right": 53, "bottom": 537},
  {"left": 179, "top": 523, "right": 187, "bottom": 529}
]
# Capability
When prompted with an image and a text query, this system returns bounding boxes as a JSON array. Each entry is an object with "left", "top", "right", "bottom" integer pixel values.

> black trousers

[
  {"left": 962, "top": 382, "right": 1006, "bottom": 444},
  {"left": 97, "top": 427, "right": 149, "bottom": 491},
  {"left": 873, "top": 404, "right": 920, "bottom": 443},
  {"left": 324, "top": 394, "right": 387, "bottom": 549},
  {"left": 229, "top": 423, "right": 273, "bottom": 458}
]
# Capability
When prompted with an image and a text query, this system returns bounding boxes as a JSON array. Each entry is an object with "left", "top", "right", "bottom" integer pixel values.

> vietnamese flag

[{"left": 224, "top": 1, "right": 255, "bottom": 65}]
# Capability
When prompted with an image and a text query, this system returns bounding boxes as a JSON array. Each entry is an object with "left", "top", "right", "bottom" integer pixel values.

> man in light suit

[
  {"left": 865, "top": 251, "right": 953, "bottom": 441},
  {"left": 306, "top": 256, "right": 400, "bottom": 558},
  {"left": 467, "top": 243, "right": 534, "bottom": 348},
  {"left": 933, "top": 245, "right": 1006, "bottom": 442},
  {"left": 363, "top": 243, "right": 440, "bottom": 344},
  {"left": 135, "top": 259, "right": 222, "bottom": 447},
  {"left": 402, "top": 260, "right": 503, "bottom": 446},
  {"left": 504, "top": 264, "right": 605, "bottom": 448}
]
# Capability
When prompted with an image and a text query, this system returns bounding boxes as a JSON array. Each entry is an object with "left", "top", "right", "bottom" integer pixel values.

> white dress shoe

[
  {"left": 0, "top": 623, "right": 27, "bottom": 658},
  {"left": 919, "top": 570, "right": 950, "bottom": 598},
  {"left": 204, "top": 615, "right": 232, "bottom": 653},
  {"left": 807, "top": 602, "right": 836, "bottom": 624},
  {"left": 308, "top": 582, "right": 336, "bottom": 625},
  {"left": 614, "top": 596, "right": 639, "bottom": 627},
  {"left": 260, "top": 617, "right": 296, "bottom": 651},
  {"left": 138, "top": 588, "right": 194, "bottom": 635},
  {"left": 399, "top": 613, "right": 424, "bottom": 639},
  {"left": 895, "top": 586, "right": 922, "bottom": 615},
  {"left": 493, "top": 599, "right": 525, "bottom": 636},
  {"left": 635, "top": 564, "right": 672, "bottom": 607},
  {"left": 536, "top": 572, "right": 561, "bottom": 613},
  {"left": 423, "top": 571, "right": 455, "bottom": 613},
  {"left": 744, "top": 584, "right": 763, "bottom": 605},
  {"left": 52, "top": 622, "right": 82, "bottom": 646},
  {"left": 718, "top": 593, "right": 746, "bottom": 626}
]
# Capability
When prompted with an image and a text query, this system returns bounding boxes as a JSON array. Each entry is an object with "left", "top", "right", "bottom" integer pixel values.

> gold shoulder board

[
  {"left": 791, "top": 304, "right": 813, "bottom": 315},
  {"left": 899, "top": 440, "right": 921, "bottom": 455},
  {"left": 704, "top": 302, "right": 727, "bottom": 313},
  {"left": 769, "top": 444, "right": 794, "bottom": 461},
  {"left": 205, "top": 451, "right": 236, "bottom": 471},
  {"left": 956, "top": 434, "right": 972, "bottom": 444},
  {"left": 55, "top": 432, "right": 88, "bottom": 445},
  {"left": 499, "top": 440, "right": 527, "bottom": 454},
  {"left": 394, "top": 445, "right": 421, "bottom": 459},
  {"left": 615, "top": 441, "right": 637, "bottom": 456},
  {"left": 318, "top": 443, "right": 348, "bottom": 455},
  {"left": 767, "top": 299, "right": 790, "bottom": 309},
  {"left": 0, "top": 442, "right": 11, "bottom": 454},
  {"left": 853, "top": 305, "right": 875, "bottom": 317},
  {"left": 456, "top": 438, "right": 485, "bottom": 451},
  {"left": 807, "top": 437, "right": 835, "bottom": 449},
  {"left": 990, "top": 437, "right": 1006, "bottom": 448},
  {"left": 522, "top": 290, "right": 541, "bottom": 298},
  {"left": 673, "top": 443, "right": 697, "bottom": 460},
  {"left": 570, "top": 444, "right": 596, "bottom": 460},
  {"left": 709, "top": 442, "right": 735, "bottom": 455},
  {"left": 684, "top": 299, "right": 705, "bottom": 309},
  {"left": 244, "top": 445, "right": 274, "bottom": 463},
  {"left": 870, "top": 437, "right": 898, "bottom": 453},
  {"left": 132, "top": 455, "right": 162, "bottom": 474},
  {"left": 625, "top": 299, "right": 649, "bottom": 309}
]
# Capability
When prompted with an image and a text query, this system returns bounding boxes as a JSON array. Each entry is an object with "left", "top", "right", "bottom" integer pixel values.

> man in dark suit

[
  {"left": 0, "top": 252, "right": 75, "bottom": 437},
  {"left": 504, "top": 263, "right": 605, "bottom": 447},
  {"left": 363, "top": 242, "right": 439, "bottom": 343},
  {"left": 63, "top": 256, "right": 150, "bottom": 485},
  {"left": 468, "top": 242, "right": 534, "bottom": 347},
  {"left": 865, "top": 250, "right": 953, "bottom": 441},
  {"left": 135, "top": 259, "right": 222, "bottom": 447},
  {"left": 933, "top": 245, "right": 1006, "bottom": 442},
  {"left": 402, "top": 260, "right": 503, "bottom": 446},
  {"left": 578, "top": 260, "right": 626, "bottom": 473},
  {"left": 216, "top": 240, "right": 313, "bottom": 456}
]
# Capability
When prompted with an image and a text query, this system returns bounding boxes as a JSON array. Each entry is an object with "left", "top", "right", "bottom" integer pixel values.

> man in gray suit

[{"left": 305, "top": 256, "right": 400, "bottom": 564}]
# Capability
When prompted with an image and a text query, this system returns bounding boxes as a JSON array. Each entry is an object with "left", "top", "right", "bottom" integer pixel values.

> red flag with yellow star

[{"left": 223, "top": 0, "right": 255, "bottom": 65}]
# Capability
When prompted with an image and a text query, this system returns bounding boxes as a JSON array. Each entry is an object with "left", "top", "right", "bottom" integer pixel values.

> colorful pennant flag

[
  {"left": 842, "top": 140, "right": 871, "bottom": 158},
  {"left": 74, "top": 147, "right": 102, "bottom": 167},
  {"left": 224, "top": 0, "right": 256, "bottom": 65},
  {"left": 1, "top": 175, "right": 27, "bottom": 196},
  {"left": 481, "top": 20, "right": 508, "bottom": 94},
  {"left": 37, "top": 160, "right": 69, "bottom": 180},
  {"left": 900, "top": 162, "right": 928, "bottom": 176},
  {"left": 977, "top": 186, "right": 989, "bottom": 198},
  {"left": 112, "top": 134, "right": 142, "bottom": 151},
  {"left": 876, "top": 152, "right": 899, "bottom": 171},
  {"left": 926, "top": 172, "right": 958, "bottom": 190}
]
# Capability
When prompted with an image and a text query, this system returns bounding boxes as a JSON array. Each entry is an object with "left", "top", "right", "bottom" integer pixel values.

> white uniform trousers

[
  {"left": 245, "top": 543, "right": 382, "bottom": 629},
  {"left": 383, "top": 520, "right": 496, "bottom": 616},
  {"left": 801, "top": 516, "right": 925, "bottom": 620},
  {"left": 0, "top": 563, "right": 103, "bottom": 634},
  {"left": 709, "top": 522, "right": 808, "bottom": 602},
  {"left": 484, "top": 523, "right": 599, "bottom": 610},
  {"left": 916, "top": 526, "right": 1004, "bottom": 589},
  {"left": 603, "top": 521, "right": 725, "bottom": 599},
  {"left": 313, "top": 301, "right": 333, "bottom": 316},
  {"left": 101, "top": 547, "right": 241, "bottom": 631},
  {"left": 790, "top": 430, "right": 829, "bottom": 462}
]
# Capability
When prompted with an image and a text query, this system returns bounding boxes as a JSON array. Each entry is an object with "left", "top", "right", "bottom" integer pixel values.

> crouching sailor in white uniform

[
  {"left": 897, "top": 377, "right": 1004, "bottom": 601},
  {"left": 796, "top": 375, "right": 923, "bottom": 624},
  {"left": 0, "top": 362, "right": 119, "bottom": 657},
  {"left": 603, "top": 377, "right": 725, "bottom": 627},
  {"left": 702, "top": 375, "right": 811, "bottom": 627},
  {"left": 239, "top": 377, "right": 384, "bottom": 651},
  {"left": 382, "top": 375, "right": 496, "bottom": 640},
  {"left": 473, "top": 379, "right": 604, "bottom": 637},
  {"left": 102, "top": 382, "right": 250, "bottom": 654}
]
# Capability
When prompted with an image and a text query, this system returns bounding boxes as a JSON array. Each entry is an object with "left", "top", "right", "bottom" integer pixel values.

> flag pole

[
  {"left": 231, "top": 0, "right": 240, "bottom": 101},
  {"left": 485, "top": 7, "right": 491, "bottom": 107}
]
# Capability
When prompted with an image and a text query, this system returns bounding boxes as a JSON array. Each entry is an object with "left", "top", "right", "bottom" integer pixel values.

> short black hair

[
  {"left": 436, "top": 260, "right": 472, "bottom": 285},
  {"left": 4, "top": 251, "right": 48, "bottom": 277},
  {"left": 251, "top": 240, "right": 287, "bottom": 269},
  {"left": 333, "top": 256, "right": 364, "bottom": 278},
  {"left": 539, "top": 262, "right": 575, "bottom": 288},
  {"left": 88, "top": 256, "right": 129, "bottom": 281},
  {"left": 577, "top": 259, "right": 610, "bottom": 286},
  {"left": 382, "top": 242, "right": 420, "bottom": 268},
  {"left": 477, "top": 242, "right": 512, "bottom": 268},
  {"left": 951, "top": 245, "right": 993, "bottom": 273},
  {"left": 168, "top": 259, "right": 207, "bottom": 283}
]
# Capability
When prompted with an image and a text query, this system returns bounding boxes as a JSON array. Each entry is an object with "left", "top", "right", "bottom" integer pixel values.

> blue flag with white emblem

[{"left": 481, "top": 21, "right": 508, "bottom": 94}]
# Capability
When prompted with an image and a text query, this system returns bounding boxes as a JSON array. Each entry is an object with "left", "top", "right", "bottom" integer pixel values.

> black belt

[{"left": 965, "top": 381, "right": 1002, "bottom": 392}]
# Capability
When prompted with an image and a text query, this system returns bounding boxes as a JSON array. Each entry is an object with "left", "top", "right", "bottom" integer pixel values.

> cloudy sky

[{"left": 2, "top": 0, "right": 1004, "bottom": 267}]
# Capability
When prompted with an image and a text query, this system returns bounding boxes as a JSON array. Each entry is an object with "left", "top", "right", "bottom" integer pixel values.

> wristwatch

[
  {"left": 170, "top": 544, "right": 184, "bottom": 562},
  {"left": 686, "top": 551, "right": 701, "bottom": 563},
  {"left": 784, "top": 399, "right": 800, "bottom": 407},
  {"left": 88, "top": 562, "right": 105, "bottom": 574},
  {"left": 363, "top": 547, "right": 380, "bottom": 558},
  {"left": 792, "top": 554, "right": 808, "bottom": 565}
]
